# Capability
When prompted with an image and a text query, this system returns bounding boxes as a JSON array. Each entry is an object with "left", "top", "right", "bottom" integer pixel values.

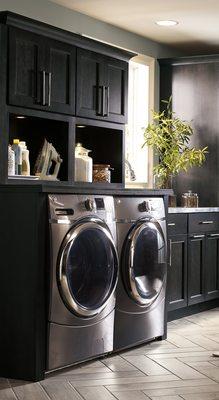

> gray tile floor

[{"left": 2, "top": 309, "right": 219, "bottom": 399}]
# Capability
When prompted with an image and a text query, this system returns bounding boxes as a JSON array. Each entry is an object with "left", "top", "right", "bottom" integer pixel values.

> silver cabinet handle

[
  {"left": 48, "top": 72, "right": 52, "bottom": 107},
  {"left": 102, "top": 85, "right": 107, "bottom": 117},
  {"left": 199, "top": 220, "right": 214, "bottom": 224},
  {"left": 97, "top": 86, "right": 104, "bottom": 116},
  {"left": 208, "top": 233, "right": 219, "bottom": 237},
  {"left": 169, "top": 239, "right": 172, "bottom": 267},
  {"left": 42, "top": 70, "right": 46, "bottom": 106},
  {"left": 168, "top": 223, "right": 176, "bottom": 226},
  {"left": 191, "top": 234, "right": 205, "bottom": 239},
  {"left": 104, "top": 86, "right": 109, "bottom": 117}
]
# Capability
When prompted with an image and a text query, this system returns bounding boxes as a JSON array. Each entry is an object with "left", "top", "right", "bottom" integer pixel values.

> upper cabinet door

[
  {"left": 46, "top": 39, "right": 76, "bottom": 114},
  {"left": 8, "top": 28, "right": 76, "bottom": 115},
  {"left": 76, "top": 48, "right": 105, "bottom": 120},
  {"left": 8, "top": 27, "right": 46, "bottom": 109},
  {"left": 104, "top": 57, "right": 128, "bottom": 124},
  {"left": 76, "top": 48, "right": 128, "bottom": 123}
]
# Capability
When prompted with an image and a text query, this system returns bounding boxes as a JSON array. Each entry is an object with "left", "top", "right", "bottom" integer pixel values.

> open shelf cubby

[
  {"left": 75, "top": 121, "right": 125, "bottom": 186},
  {"left": 9, "top": 113, "right": 70, "bottom": 182}
]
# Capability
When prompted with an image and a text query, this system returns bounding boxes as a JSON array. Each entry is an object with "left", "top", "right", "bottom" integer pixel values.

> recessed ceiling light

[
  {"left": 16, "top": 115, "right": 26, "bottom": 119},
  {"left": 155, "top": 20, "right": 179, "bottom": 27}
]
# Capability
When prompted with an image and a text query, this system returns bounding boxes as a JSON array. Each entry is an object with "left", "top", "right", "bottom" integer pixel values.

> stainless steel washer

[
  {"left": 114, "top": 197, "right": 167, "bottom": 351},
  {"left": 47, "top": 194, "right": 118, "bottom": 371}
]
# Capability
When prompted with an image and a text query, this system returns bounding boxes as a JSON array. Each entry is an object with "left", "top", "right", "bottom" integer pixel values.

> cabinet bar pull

[
  {"left": 102, "top": 85, "right": 106, "bottom": 117},
  {"left": 208, "top": 233, "right": 219, "bottom": 237},
  {"left": 169, "top": 239, "right": 172, "bottom": 267},
  {"left": 48, "top": 72, "right": 52, "bottom": 107},
  {"left": 191, "top": 234, "right": 205, "bottom": 239},
  {"left": 199, "top": 220, "right": 214, "bottom": 224},
  {"left": 42, "top": 70, "right": 46, "bottom": 106},
  {"left": 168, "top": 223, "right": 176, "bottom": 226},
  {"left": 97, "top": 86, "right": 104, "bottom": 116},
  {"left": 104, "top": 86, "right": 109, "bottom": 117}
]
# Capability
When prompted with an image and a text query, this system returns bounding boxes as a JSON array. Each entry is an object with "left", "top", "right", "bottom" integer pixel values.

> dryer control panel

[{"left": 114, "top": 197, "right": 165, "bottom": 221}]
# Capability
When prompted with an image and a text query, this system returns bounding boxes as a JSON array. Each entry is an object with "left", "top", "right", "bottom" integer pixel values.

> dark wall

[{"left": 160, "top": 58, "right": 219, "bottom": 207}]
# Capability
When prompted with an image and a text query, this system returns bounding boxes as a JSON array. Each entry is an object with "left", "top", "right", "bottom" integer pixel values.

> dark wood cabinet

[
  {"left": 9, "top": 27, "right": 46, "bottom": 109},
  {"left": 46, "top": 39, "right": 75, "bottom": 114},
  {"left": 205, "top": 233, "right": 219, "bottom": 300},
  {"left": 9, "top": 27, "right": 76, "bottom": 114},
  {"left": 168, "top": 211, "right": 219, "bottom": 313},
  {"left": 168, "top": 234, "right": 187, "bottom": 311},
  {"left": 159, "top": 56, "right": 219, "bottom": 207},
  {"left": 76, "top": 48, "right": 128, "bottom": 123},
  {"left": 188, "top": 234, "right": 205, "bottom": 305}
]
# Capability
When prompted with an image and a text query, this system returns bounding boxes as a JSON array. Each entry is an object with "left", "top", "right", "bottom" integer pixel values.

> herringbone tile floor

[{"left": 2, "top": 308, "right": 219, "bottom": 399}]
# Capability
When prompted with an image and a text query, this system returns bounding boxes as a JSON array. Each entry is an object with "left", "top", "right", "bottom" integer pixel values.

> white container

[
  {"left": 12, "top": 139, "right": 22, "bottom": 175},
  {"left": 19, "top": 141, "right": 30, "bottom": 176},
  {"left": 8, "top": 145, "right": 15, "bottom": 176},
  {"left": 75, "top": 143, "right": 93, "bottom": 182},
  {"left": 22, "top": 148, "right": 30, "bottom": 176}
]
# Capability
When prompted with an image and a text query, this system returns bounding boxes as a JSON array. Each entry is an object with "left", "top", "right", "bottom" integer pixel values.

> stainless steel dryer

[
  {"left": 47, "top": 194, "right": 118, "bottom": 371},
  {"left": 114, "top": 197, "right": 167, "bottom": 351}
]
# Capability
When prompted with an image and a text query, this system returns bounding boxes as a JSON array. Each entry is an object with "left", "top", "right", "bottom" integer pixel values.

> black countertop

[{"left": 0, "top": 183, "right": 173, "bottom": 196}]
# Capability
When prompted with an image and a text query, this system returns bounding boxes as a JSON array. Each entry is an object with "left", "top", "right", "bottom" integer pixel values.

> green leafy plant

[{"left": 143, "top": 97, "right": 208, "bottom": 188}]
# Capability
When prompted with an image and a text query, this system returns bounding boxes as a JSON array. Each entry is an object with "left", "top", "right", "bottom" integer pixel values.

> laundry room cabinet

[
  {"left": 167, "top": 214, "right": 188, "bottom": 311},
  {"left": 167, "top": 210, "right": 219, "bottom": 318},
  {"left": 9, "top": 26, "right": 76, "bottom": 114},
  {"left": 76, "top": 48, "right": 128, "bottom": 123},
  {"left": 0, "top": 11, "right": 133, "bottom": 187}
]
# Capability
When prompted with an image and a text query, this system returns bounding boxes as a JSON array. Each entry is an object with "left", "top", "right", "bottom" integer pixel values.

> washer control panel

[{"left": 48, "top": 194, "right": 114, "bottom": 222}]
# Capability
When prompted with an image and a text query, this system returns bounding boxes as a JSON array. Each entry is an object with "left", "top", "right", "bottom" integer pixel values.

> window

[{"left": 126, "top": 56, "right": 154, "bottom": 188}]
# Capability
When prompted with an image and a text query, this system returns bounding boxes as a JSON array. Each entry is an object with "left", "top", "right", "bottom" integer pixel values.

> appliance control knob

[
  {"left": 85, "top": 199, "right": 95, "bottom": 211},
  {"left": 138, "top": 200, "right": 150, "bottom": 212}
]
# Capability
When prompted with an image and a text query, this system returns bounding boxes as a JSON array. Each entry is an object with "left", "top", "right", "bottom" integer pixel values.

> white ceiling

[{"left": 49, "top": 0, "right": 219, "bottom": 52}]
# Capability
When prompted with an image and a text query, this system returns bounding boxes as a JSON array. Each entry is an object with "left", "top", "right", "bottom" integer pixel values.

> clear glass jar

[
  {"left": 93, "top": 164, "right": 112, "bottom": 183},
  {"left": 181, "top": 190, "right": 199, "bottom": 208}
]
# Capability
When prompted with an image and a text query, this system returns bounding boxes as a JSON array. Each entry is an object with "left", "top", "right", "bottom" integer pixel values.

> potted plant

[{"left": 143, "top": 97, "right": 208, "bottom": 189}]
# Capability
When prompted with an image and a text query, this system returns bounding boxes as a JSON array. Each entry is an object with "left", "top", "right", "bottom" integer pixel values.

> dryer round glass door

[
  {"left": 123, "top": 220, "right": 167, "bottom": 306},
  {"left": 58, "top": 220, "right": 118, "bottom": 317}
]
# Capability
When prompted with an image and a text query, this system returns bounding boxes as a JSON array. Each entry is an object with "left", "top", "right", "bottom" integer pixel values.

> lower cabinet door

[
  {"left": 205, "top": 233, "right": 219, "bottom": 300},
  {"left": 168, "top": 234, "right": 187, "bottom": 311},
  {"left": 188, "top": 234, "right": 205, "bottom": 305}
]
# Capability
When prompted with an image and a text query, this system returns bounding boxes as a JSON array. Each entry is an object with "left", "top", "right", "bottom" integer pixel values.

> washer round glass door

[
  {"left": 58, "top": 219, "right": 118, "bottom": 317},
  {"left": 123, "top": 219, "right": 166, "bottom": 306}
]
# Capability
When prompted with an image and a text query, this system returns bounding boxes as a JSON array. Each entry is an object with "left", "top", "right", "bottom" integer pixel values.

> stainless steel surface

[
  {"left": 58, "top": 219, "right": 118, "bottom": 317},
  {"left": 169, "top": 239, "right": 172, "bottom": 267},
  {"left": 169, "top": 207, "right": 219, "bottom": 213},
  {"left": 115, "top": 197, "right": 165, "bottom": 221},
  {"left": 47, "top": 194, "right": 117, "bottom": 370},
  {"left": 48, "top": 72, "right": 52, "bottom": 107},
  {"left": 42, "top": 70, "right": 46, "bottom": 106},
  {"left": 114, "top": 196, "right": 167, "bottom": 351},
  {"left": 48, "top": 310, "right": 114, "bottom": 370},
  {"left": 127, "top": 219, "right": 166, "bottom": 306},
  {"left": 84, "top": 198, "right": 95, "bottom": 211},
  {"left": 190, "top": 234, "right": 205, "bottom": 239}
]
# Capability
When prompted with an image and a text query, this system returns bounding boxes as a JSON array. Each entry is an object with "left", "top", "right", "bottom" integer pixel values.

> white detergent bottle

[
  {"left": 12, "top": 139, "right": 22, "bottom": 175},
  {"left": 20, "top": 141, "right": 30, "bottom": 176}
]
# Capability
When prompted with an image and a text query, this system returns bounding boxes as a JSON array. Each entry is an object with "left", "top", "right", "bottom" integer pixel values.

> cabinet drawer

[
  {"left": 167, "top": 214, "right": 187, "bottom": 235},
  {"left": 189, "top": 213, "right": 219, "bottom": 233}
]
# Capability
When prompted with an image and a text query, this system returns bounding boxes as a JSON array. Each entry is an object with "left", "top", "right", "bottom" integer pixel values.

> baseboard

[{"left": 167, "top": 299, "right": 219, "bottom": 322}]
